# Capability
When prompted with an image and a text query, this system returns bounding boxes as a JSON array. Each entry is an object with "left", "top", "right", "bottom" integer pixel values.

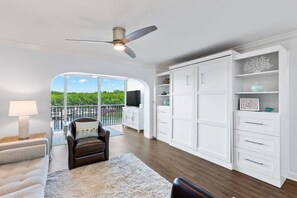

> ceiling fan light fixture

[
  {"left": 114, "top": 43, "right": 125, "bottom": 51},
  {"left": 66, "top": 25, "right": 157, "bottom": 58}
]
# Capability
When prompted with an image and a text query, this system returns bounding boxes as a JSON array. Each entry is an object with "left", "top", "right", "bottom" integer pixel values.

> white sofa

[{"left": 0, "top": 138, "right": 49, "bottom": 198}]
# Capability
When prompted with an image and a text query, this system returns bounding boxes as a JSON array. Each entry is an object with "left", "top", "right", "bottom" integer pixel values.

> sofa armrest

[
  {"left": 0, "top": 144, "right": 46, "bottom": 165},
  {"left": 0, "top": 138, "right": 49, "bottom": 154}
]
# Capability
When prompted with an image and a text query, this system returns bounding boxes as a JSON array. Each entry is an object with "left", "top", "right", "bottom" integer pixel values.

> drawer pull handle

[
  {"left": 245, "top": 140, "right": 264, "bottom": 145},
  {"left": 245, "top": 158, "right": 264, "bottom": 166},
  {"left": 159, "top": 121, "right": 167, "bottom": 124},
  {"left": 245, "top": 121, "right": 264, "bottom": 125}
]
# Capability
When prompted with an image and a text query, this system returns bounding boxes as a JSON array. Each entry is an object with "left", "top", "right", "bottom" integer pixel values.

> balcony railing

[{"left": 51, "top": 104, "right": 124, "bottom": 131}]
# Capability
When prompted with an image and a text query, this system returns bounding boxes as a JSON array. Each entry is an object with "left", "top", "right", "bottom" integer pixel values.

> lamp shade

[{"left": 9, "top": 100, "right": 38, "bottom": 116}]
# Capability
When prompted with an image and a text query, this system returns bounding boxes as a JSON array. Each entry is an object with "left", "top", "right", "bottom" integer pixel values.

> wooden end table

[{"left": 0, "top": 133, "right": 47, "bottom": 144}]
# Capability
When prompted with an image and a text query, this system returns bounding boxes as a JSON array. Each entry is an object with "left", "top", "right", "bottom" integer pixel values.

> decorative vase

[
  {"left": 251, "top": 82, "right": 264, "bottom": 92},
  {"left": 163, "top": 99, "right": 169, "bottom": 106}
]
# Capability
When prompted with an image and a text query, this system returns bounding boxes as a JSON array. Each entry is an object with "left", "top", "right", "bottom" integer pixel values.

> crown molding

[{"left": 233, "top": 30, "right": 297, "bottom": 52}]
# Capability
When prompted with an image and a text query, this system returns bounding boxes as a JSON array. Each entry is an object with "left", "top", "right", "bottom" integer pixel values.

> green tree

[{"left": 51, "top": 90, "right": 124, "bottom": 106}]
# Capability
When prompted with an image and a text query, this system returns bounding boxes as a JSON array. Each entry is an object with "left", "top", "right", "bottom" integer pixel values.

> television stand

[{"left": 122, "top": 106, "right": 144, "bottom": 132}]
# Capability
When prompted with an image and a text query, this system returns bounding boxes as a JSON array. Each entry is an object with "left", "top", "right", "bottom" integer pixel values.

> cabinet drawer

[
  {"left": 157, "top": 106, "right": 170, "bottom": 118},
  {"left": 234, "top": 111, "right": 280, "bottom": 136},
  {"left": 234, "top": 148, "right": 280, "bottom": 179},
  {"left": 235, "top": 130, "right": 280, "bottom": 158},
  {"left": 158, "top": 119, "right": 170, "bottom": 129},
  {"left": 158, "top": 126, "right": 170, "bottom": 136}
]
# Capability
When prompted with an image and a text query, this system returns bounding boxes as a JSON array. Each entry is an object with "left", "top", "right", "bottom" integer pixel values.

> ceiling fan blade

[
  {"left": 124, "top": 46, "right": 136, "bottom": 58},
  {"left": 65, "top": 39, "right": 113, "bottom": 44},
  {"left": 122, "top": 25, "right": 157, "bottom": 43}
]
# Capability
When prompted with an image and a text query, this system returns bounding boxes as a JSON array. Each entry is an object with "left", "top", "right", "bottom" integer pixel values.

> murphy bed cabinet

[
  {"left": 170, "top": 51, "right": 236, "bottom": 169},
  {"left": 197, "top": 56, "right": 233, "bottom": 164},
  {"left": 167, "top": 45, "right": 288, "bottom": 188},
  {"left": 171, "top": 65, "right": 195, "bottom": 148}
]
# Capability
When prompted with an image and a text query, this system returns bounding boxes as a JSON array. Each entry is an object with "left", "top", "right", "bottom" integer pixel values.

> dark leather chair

[
  {"left": 171, "top": 177, "right": 216, "bottom": 198},
  {"left": 67, "top": 117, "right": 110, "bottom": 170}
]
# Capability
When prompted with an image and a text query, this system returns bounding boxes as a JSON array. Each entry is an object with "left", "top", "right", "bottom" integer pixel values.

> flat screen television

[{"left": 126, "top": 90, "right": 141, "bottom": 107}]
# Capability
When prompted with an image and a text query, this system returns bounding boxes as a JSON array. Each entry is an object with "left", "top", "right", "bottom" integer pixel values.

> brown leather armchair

[{"left": 67, "top": 117, "right": 110, "bottom": 170}]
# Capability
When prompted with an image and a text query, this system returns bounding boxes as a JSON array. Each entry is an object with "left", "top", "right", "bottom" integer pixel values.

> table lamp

[{"left": 9, "top": 100, "right": 38, "bottom": 139}]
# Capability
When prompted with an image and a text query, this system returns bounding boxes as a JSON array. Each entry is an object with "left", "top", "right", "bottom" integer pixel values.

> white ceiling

[{"left": 1, "top": 0, "right": 297, "bottom": 66}]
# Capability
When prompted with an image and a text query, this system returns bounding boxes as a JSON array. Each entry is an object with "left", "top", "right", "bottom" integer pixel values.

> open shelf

[
  {"left": 235, "top": 91, "right": 279, "bottom": 94},
  {"left": 158, "top": 95, "right": 170, "bottom": 97},
  {"left": 156, "top": 71, "right": 170, "bottom": 106},
  {"left": 156, "top": 71, "right": 170, "bottom": 77},
  {"left": 235, "top": 70, "right": 279, "bottom": 78},
  {"left": 157, "top": 84, "right": 170, "bottom": 87},
  {"left": 236, "top": 110, "right": 279, "bottom": 113}
]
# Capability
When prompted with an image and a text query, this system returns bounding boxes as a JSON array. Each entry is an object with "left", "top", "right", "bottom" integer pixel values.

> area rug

[
  {"left": 104, "top": 126, "right": 123, "bottom": 137},
  {"left": 45, "top": 153, "right": 172, "bottom": 198}
]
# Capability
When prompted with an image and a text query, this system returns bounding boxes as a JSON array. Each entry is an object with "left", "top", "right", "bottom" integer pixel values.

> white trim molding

[
  {"left": 233, "top": 30, "right": 297, "bottom": 52},
  {"left": 288, "top": 171, "right": 297, "bottom": 182}
]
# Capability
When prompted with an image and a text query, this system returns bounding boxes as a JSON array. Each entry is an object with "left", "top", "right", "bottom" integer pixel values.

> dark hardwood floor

[{"left": 50, "top": 126, "right": 297, "bottom": 198}]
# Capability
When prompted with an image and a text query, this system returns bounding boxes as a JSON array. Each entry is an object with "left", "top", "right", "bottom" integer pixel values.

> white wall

[
  {"left": 234, "top": 34, "right": 297, "bottom": 181},
  {"left": 0, "top": 44, "right": 155, "bottom": 141}
]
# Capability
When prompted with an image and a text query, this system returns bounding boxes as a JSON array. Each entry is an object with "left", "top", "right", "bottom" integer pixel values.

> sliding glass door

[
  {"left": 51, "top": 75, "right": 126, "bottom": 131},
  {"left": 100, "top": 79, "right": 125, "bottom": 126},
  {"left": 66, "top": 76, "right": 98, "bottom": 122}
]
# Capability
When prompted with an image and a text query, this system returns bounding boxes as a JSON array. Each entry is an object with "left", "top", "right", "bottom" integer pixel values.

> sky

[{"left": 51, "top": 76, "right": 125, "bottom": 92}]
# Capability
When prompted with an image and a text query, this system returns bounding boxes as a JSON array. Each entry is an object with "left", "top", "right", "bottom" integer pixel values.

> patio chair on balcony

[{"left": 67, "top": 117, "right": 110, "bottom": 169}]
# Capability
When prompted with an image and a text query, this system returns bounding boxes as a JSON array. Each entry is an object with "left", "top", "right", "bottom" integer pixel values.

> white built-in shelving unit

[
  {"left": 233, "top": 45, "right": 289, "bottom": 187},
  {"left": 155, "top": 71, "right": 171, "bottom": 143}
]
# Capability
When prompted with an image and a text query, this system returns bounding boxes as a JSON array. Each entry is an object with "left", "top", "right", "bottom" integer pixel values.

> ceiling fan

[{"left": 65, "top": 25, "right": 157, "bottom": 58}]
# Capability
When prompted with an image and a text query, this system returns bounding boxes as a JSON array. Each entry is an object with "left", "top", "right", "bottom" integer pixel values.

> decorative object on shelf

[
  {"left": 239, "top": 98, "right": 259, "bottom": 111},
  {"left": 251, "top": 82, "right": 264, "bottom": 92},
  {"left": 264, "top": 107, "right": 274, "bottom": 112},
  {"left": 8, "top": 100, "right": 38, "bottom": 139},
  {"left": 161, "top": 91, "right": 168, "bottom": 95},
  {"left": 163, "top": 78, "right": 170, "bottom": 84},
  {"left": 243, "top": 56, "right": 273, "bottom": 73},
  {"left": 163, "top": 99, "right": 170, "bottom": 106}
]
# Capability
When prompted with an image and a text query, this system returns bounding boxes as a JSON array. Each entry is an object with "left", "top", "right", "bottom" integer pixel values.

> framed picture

[{"left": 239, "top": 98, "right": 259, "bottom": 111}]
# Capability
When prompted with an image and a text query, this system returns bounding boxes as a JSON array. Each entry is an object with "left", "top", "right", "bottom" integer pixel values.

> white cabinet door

[
  {"left": 197, "top": 57, "right": 231, "bottom": 163},
  {"left": 198, "top": 58, "right": 228, "bottom": 92},
  {"left": 133, "top": 111, "right": 139, "bottom": 127},
  {"left": 122, "top": 107, "right": 143, "bottom": 131},
  {"left": 172, "top": 66, "right": 194, "bottom": 94},
  {"left": 171, "top": 65, "right": 195, "bottom": 149},
  {"left": 198, "top": 124, "right": 228, "bottom": 161}
]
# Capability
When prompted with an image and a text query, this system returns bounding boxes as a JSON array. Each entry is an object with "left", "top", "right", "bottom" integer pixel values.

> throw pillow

[{"left": 75, "top": 121, "right": 99, "bottom": 140}]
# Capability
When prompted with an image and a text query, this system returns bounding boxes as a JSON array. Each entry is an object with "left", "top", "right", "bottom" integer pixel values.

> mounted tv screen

[{"left": 126, "top": 90, "right": 141, "bottom": 107}]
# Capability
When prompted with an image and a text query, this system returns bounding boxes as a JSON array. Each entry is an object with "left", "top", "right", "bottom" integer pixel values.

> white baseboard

[
  {"left": 169, "top": 142, "right": 233, "bottom": 170},
  {"left": 288, "top": 171, "right": 297, "bottom": 182}
]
